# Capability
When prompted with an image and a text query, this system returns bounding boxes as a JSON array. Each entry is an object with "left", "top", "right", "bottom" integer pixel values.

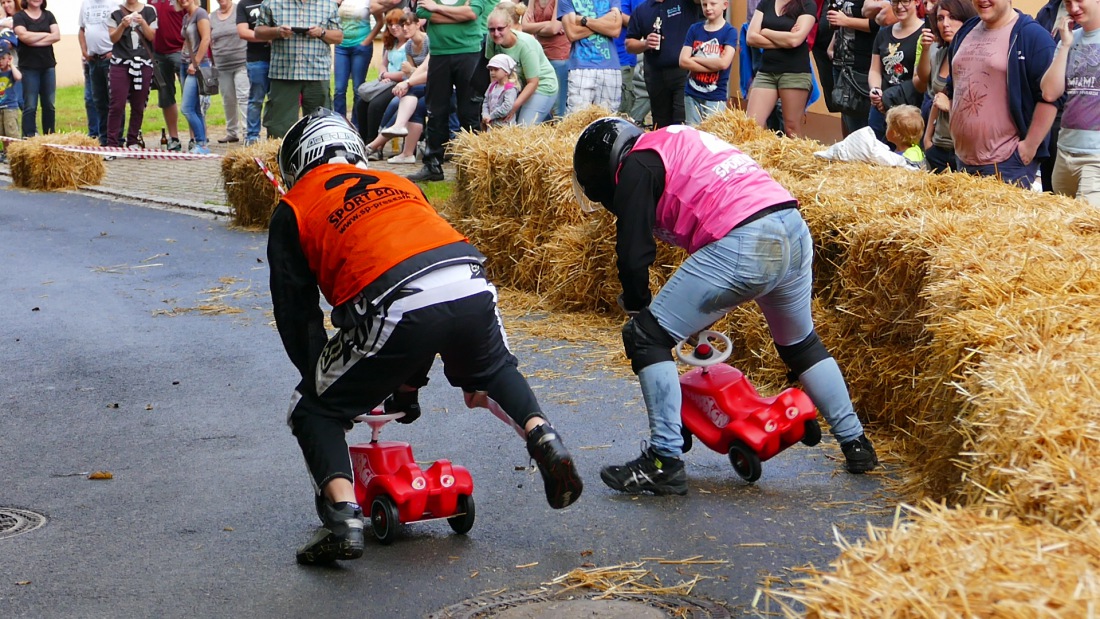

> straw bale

[
  {"left": 551, "top": 104, "right": 617, "bottom": 135},
  {"left": 7, "top": 134, "right": 105, "bottom": 191},
  {"left": 768, "top": 502, "right": 1100, "bottom": 618},
  {"left": 695, "top": 107, "right": 775, "bottom": 145},
  {"left": 220, "top": 140, "right": 283, "bottom": 229},
  {"left": 950, "top": 312, "right": 1100, "bottom": 528}
]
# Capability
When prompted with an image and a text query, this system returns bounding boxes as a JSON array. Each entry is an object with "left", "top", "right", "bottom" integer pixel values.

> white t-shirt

[{"left": 80, "top": 0, "right": 118, "bottom": 56}]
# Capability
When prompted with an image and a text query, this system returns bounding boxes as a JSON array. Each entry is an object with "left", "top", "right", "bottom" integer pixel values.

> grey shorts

[
  {"left": 154, "top": 51, "right": 183, "bottom": 108},
  {"left": 751, "top": 71, "right": 813, "bottom": 92}
]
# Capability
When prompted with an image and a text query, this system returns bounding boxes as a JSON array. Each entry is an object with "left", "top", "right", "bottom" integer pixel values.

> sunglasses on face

[{"left": 488, "top": 26, "right": 508, "bottom": 33}]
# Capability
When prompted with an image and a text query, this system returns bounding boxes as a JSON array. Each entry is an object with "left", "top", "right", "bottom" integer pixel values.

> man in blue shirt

[{"left": 560, "top": 0, "right": 624, "bottom": 113}]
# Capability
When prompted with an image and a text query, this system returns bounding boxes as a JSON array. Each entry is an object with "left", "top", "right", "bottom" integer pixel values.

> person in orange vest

[{"left": 268, "top": 108, "right": 584, "bottom": 565}]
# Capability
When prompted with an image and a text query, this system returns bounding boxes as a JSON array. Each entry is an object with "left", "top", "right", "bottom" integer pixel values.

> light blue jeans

[
  {"left": 333, "top": 43, "right": 373, "bottom": 120},
  {"left": 245, "top": 61, "right": 270, "bottom": 142},
  {"left": 516, "top": 90, "right": 556, "bottom": 125},
  {"left": 180, "top": 61, "right": 210, "bottom": 145},
  {"left": 641, "top": 208, "right": 863, "bottom": 457},
  {"left": 549, "top": 58, "right": 569, "bottom": 119},
  {"left": 684, "top": 96, "right": 725, "bottom": 127}
]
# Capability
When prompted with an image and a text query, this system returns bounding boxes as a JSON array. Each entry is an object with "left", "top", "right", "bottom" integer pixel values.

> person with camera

[
  {"left": 826, "top": 0, "right": 877, "bottom": 137},
  {"left": 254, "top": 0, "right": 342, "bottom": 138}
]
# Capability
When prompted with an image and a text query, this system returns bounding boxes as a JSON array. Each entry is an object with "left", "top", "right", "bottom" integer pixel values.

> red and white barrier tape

[
  {"left": 0, "top": 136, "right": 221, "bottom": 160},
  {"left": 254, "top": 157, "right": 287, "bottom": 195}
]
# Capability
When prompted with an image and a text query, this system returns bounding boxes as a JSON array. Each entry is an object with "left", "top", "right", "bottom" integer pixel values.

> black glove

[{"left": 384, "top": 391, "right": 422, "bottom": 424}]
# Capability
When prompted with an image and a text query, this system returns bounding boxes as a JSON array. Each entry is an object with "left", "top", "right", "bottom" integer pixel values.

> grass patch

[
  {"left": 54, "top": 82, "right": 227, "bottom": 136},
  {"left": 420, "top": 180, "right": 453, "bottom": 206},
  {"left": 54, "top": 68, "right": 384, "bottom": 137}
]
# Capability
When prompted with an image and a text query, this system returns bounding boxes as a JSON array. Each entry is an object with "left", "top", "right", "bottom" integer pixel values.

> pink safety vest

[{"left": 623, "top": 126, "right": 796, "bottom": 254}]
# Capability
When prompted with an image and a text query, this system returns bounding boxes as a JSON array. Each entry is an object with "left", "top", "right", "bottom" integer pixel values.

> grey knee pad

[
  {"left": 775, "top": 331, "right": 831, "bottom": 382},
  {"left": 621, "top": 308, "right": 677, "bottom": 375}
]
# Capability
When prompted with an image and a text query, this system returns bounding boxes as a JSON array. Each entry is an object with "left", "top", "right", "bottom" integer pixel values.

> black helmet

[
  {"left": 278, "top": 108, "right": 368, "bottom": 189},
  {"left": 572, "top": 117, "right": 643, "bottom": 209}
]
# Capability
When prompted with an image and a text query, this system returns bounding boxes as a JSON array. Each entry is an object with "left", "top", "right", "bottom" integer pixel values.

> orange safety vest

[{"left": 283, "top": 164, "right": 467, "bottom": 307}]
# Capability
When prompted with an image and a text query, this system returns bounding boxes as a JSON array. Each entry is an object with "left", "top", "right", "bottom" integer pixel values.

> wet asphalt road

[{"left": 0, "top": 182, "right": 893, "bottom": 618}]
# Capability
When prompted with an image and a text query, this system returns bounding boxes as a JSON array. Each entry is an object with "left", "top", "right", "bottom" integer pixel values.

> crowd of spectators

[{"left": 0, "top": 0, "right": 1096, "bottom": 202}]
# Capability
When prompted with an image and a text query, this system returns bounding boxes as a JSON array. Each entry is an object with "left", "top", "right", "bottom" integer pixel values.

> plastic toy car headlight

[
  {"left": 440, "top": 475, "right": 454, "bottom": 488},
  {"left": 412, "top": 477, "right": 426, "bottom": 490}
]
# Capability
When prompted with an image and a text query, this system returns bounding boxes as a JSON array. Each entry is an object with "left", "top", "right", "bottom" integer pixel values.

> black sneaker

[
  {"left": 296, "top": 501, "right": 366, "bottom": 565},
  {"left": 600, "top": 444, "right": 688, "bottom": 496},
  {"left": 167, "top": 137, "right": 182, "bottom": 152},
  {"left": 526, "top": 423, "right": 583, "bottom": 509},
  {"left": 384, "top": 390, "right": 421, "bottom": 424},
  {"left": 840, "top": 434, "right": 879, "bottom": 474},
  {"left": 407, "top": 163, "right": 444, "bottom": 182}
]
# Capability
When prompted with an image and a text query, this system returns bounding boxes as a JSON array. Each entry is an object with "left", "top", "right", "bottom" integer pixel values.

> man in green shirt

[{"left": 407, "top": 0, "right": 488, "bottom": 182}]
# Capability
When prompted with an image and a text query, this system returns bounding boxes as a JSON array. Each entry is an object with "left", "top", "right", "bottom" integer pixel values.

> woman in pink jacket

[{"left": 573, "top": 118, "right": 878, "bottom": 496}]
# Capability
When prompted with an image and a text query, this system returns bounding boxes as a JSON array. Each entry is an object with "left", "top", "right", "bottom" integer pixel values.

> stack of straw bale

[
  {"left": 220, "top": 140, "right": 282, "bottom": 228},
  {"left": 769, "top": 502, "right": 1100, "bottom": 617},
  {"left": 446, "top": 106, "right": 1100, "bottom": 615},
  {"left": 7, "top": 134, "right": 106, "bottom": 190}
]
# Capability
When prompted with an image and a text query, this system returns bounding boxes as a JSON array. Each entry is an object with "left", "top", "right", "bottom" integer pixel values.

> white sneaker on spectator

[
  {"left": 380, "top": 125, "right": 408, "bottom": 138},
  {"left": 387, "top": 154, "right": 416, "bottom": 164}
]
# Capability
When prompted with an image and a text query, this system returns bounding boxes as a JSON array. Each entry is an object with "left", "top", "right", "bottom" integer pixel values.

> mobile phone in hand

[{"left": 290, "top": 26, "right": 309, "bottom": 34}]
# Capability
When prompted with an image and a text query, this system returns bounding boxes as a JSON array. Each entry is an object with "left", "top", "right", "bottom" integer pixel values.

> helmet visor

[{"left": 572, "top": 170, "right": 601, "bottom": 213}]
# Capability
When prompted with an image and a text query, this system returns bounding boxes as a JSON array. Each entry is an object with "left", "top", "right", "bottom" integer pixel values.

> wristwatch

[{"left": 580, "top": 16, "right": 588, "bottom": 27}]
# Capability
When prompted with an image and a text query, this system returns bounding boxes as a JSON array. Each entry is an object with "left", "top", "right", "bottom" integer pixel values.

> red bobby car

[
  {"left": 349, "top": 410, "right": 475, "bottom": 544},
  {"left": 677, "top": 330, "right": 822, "bottom": 483}
]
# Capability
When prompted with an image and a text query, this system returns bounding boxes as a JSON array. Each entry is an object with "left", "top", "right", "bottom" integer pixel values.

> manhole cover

[
  {"left": 429, "top": 590, "right": 730, "bottom": 619},
  {"left": 0, "top": 508, "right": 47, "bottom": 540}
]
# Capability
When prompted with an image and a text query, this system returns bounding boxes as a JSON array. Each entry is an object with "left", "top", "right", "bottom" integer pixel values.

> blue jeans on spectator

[
  {"left": 21, "top": 67, "right": 56, "bottom": 137},
  {"left": 957, "top": 149, "right": 1039, "bottom": 188},
  {"left": 516, "top": 90, "right": 556, "bottom": 125},
  {"left": 180, "top": 62, "right": 209, "bottom": 146},
  {"left": 333, "top": 43, "right": 373, "bottom": 122},
  {"left": 245, "top": 60, "right": 270, "bottom": 142},
  {"left": 83, "top": 61, "right": 99, "bottom": 139},
  {"left": 87, "top": 56, "right": 111, "bottom": 145},
  {"left": 925, "top": 144, "right": 957, "bottom": 173},
  {"left": 550, "top": 59, "right": 569, "bottom": 119},
  {"left": 868, "top": 104, "right": 888, "bottom": 145}
]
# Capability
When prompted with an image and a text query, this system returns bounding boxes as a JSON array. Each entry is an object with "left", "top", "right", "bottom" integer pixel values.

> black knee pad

[
  {"left": 621, "top": 308, "right": 677, "bottom": 375},
  {"left": 775, "top": 331, "right": 831, "bottom": 382}
]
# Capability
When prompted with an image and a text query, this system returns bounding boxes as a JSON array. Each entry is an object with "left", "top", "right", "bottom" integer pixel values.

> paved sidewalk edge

[{"left": 1, "top": 169, "right": 233, "bottom": 218}]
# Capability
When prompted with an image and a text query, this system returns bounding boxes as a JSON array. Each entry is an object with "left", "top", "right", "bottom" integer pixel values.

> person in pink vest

[{"left": 573, "top": 118, "right": 878, "bottom": 496}]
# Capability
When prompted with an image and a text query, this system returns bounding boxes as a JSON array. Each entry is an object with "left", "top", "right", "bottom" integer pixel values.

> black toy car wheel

[
  {"left": 801, "top": 418, "right": 822, "bottom": 446},
  {"left": 680, "top": 425, "right": 693, "bottom": 453},
  {"left": 447, "top": 494, "right": 476, "bottom": 535},
  {"left": 371, "top": 495, "right": 400, "bottom": 545},
  {"left": 728, "top": 440, "right": 762, "bottom": 483}
]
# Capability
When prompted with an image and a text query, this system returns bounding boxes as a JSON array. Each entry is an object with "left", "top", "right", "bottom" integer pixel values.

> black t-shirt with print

[
  {"left": 109, "top": 6, "right": 159, "bottom": 62},
  {"left": 872, "top": 23, "right": 921, "bottom": 86},
  {"left": 833, "top": 0, "right": 877, "bottom": 73},
  {"left": 236, "top": 0, "right": 271, "bottom": 63}
]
